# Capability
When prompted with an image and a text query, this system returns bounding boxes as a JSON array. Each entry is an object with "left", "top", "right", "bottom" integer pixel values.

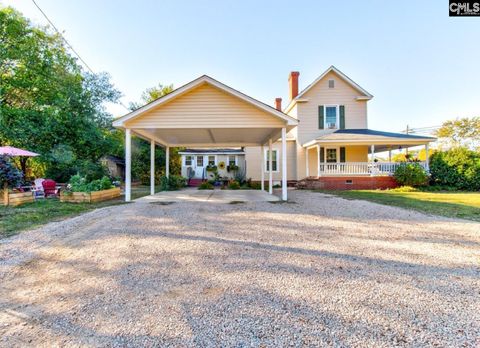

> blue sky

[{"left": 3, "top": 0, "right": 479, "bottom": 132}]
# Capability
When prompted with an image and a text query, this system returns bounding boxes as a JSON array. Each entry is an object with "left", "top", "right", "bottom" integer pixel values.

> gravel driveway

[{"left": 0, "top": 190, "right": 479, "bottom": 347}]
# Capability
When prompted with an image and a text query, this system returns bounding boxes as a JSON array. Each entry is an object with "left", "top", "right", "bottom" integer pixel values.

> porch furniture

[
  {"left": 42, "top": 179, "right": 59, "bottom": 198},
  {"left": 32, "top": 178, "right": 45, "bottom": 199}
]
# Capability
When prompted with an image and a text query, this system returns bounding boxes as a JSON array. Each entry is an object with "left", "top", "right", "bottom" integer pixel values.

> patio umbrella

[{"left": 0, "top": 146, "right": 39, "bottom": 157}]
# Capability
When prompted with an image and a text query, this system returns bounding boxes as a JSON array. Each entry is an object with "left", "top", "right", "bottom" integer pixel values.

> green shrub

[
  {"left": 394, "top": 163, "right": 428, "bottom": 187},
  {"left": 227, "top": 180, "right": 241, "bottom": 190},
  {"left": 248, "top": 182, "right": 262, "bottom": 190},
  {"left": 67, "top": 175, "right": 113, "bottom": 193},
  {"left": 159, "top": 175, "right": 187, "bottom": 191},
  {"left": 429, "top": 147, "right": 480, "bottom": 191},
  {"left": 198, "top": 182, "right": 214, "bottom": 190},
  {"left": 0, "top": 155, "right": 23, "bottom": 188}
]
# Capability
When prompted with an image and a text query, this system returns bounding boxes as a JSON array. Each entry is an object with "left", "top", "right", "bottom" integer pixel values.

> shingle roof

[{"left": 316, "top": 129, "right": 436, "bottom": 141}]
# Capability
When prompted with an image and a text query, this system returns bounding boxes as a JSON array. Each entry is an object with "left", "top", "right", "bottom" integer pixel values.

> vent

[
  {"left": 345, "top": 180, "right": 353, "bottom": 184},
  {"left": 328, "top": 79, "right": 335, "bottom": 88}
]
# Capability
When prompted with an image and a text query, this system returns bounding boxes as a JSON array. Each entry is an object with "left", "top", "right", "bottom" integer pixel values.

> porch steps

[{"left": 187, "top": 179, "right": 204, "bottom": 187}]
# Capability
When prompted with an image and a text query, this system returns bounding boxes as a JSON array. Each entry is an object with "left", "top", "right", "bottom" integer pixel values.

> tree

[
  {"left": 436, "top": 117, "right": 480, "bottom": 150},
  {"left": 0, "top": 7, "right": 121, "bottom": 179},
  {"left": 128, "top": 83, "right": 173, "bottom": 110},
  {"left": 0, "top": 155, "right": 22, "bottom": 189},
  {"left": 128, "top": 83, "right": 182, "bottom": 182}
]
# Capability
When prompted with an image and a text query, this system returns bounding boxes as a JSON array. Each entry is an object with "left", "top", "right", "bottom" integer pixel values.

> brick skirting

[{"left": 297, "top": 176, "right": 398, "bottom": 190}]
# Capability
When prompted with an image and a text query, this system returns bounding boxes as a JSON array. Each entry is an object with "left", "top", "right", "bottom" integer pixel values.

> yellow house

[{"left": 113, "top": 67, "right": 435, "bottom": 200}]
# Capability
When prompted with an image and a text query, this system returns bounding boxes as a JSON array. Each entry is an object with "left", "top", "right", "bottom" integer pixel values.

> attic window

[{"left": 328, "top": 79, "right": 335, "bottom": 88}]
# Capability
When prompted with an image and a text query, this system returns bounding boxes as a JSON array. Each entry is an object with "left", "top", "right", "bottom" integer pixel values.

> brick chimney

[
  {"left": 275, "top": 97, "right": 282, "bottom": 111},
  {"left": 288, "top": 71, "right": 300, "bottom": 100}
]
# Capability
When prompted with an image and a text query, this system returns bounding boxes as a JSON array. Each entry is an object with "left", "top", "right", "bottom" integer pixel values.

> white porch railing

[{"left": 319, "top": 162, "right": 428, "bottom": 176}]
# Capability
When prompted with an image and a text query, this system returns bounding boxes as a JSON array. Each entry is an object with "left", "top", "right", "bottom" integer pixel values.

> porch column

[
  {"left": 388, "top": 147, "right": 392, "bottom": 162},
  {"left": 281, "top": 127, "right": 287, "bottom": 201},
  {"left": 125, "top": 129, "right": 132, "bottom": 202},
  {"left": 370, "top": 144, "right": 375, "bottom": 177},
  {"left": 166, "top": 146, "right": 170, "bottom": 178},
  {"left": 316, "top": 145, "right": 320, "bottom": 177},
  {"left": 261, "top": 145, "right": 265, "bottom": 191},
  {"left": 150, "top": 139, "right": 155, "bottom": 195},
  {"left": 268, "top": 139, "right": 273, "bottom": 194},
  {"left": 425, "top": 143, "right": 430, "bottom": 171},
  {"left": 305, "top": 148, "right": 309, "bottom": 177}
]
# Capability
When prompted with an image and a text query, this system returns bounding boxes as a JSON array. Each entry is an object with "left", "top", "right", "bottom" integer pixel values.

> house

[
  {"left": 113, "top": 66, "right": 435, "bottom": 201},
  {"left": 100, "top": 155, "right": 125, "bottom": 180}
]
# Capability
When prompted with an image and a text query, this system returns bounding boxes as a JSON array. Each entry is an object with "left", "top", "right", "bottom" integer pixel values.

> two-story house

[{"left": 113, "top": 66, "right": 435, "bottom": 201}]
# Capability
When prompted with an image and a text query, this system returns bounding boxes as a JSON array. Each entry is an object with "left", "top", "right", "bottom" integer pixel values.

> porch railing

[{"left": 318, "top": 162, "right": 428, "bottom": 176}]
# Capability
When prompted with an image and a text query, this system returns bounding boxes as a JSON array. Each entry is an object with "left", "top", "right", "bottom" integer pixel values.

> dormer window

[{"left": 328, "top": 79, "right": 335, "bottom": 88}]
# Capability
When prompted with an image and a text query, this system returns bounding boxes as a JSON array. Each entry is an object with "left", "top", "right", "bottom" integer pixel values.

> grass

[
  {"left": 0, "top": 185, "right": 158, "bottom": 239},
  {"left": 322, "top": 189, "right": 480, "bottom": 221}
]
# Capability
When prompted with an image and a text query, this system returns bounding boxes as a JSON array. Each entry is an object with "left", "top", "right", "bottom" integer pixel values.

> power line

[{"left": 31, "top": 0, "right": 130, "bottom": 112}]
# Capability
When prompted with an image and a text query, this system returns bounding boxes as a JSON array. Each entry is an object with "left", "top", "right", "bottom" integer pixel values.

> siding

[
  {"left": 125, "top": 83, "right": 285, "bottom": 129},
  {"left": 245, "top": 141, "right": 297, "bottom": 181},
  {"left": 181, "top": 154, "right": 245, "bottom": 179},
  {"left": 345, "top": 145, "right": 368, "bottom": 162},
  {"left": 296, "top": 71, "right": 368, "bottom": 145}
]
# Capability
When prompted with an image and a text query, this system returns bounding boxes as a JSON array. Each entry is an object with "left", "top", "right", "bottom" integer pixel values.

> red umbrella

[{"left": 0, "top": 146, "right": 39, "bottom": 157}]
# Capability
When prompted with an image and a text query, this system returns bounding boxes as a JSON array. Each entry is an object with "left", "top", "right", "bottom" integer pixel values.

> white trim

[
  {"left": 207, "top": 155, "right": 217, "bottom": 166},
  {"left": 113, "top": 75, "right": 298, "bottom": 127},
  {"left": 150, "top": 140, "right": 155, "bottom": 195},
  {"left": 183, "top": 155, "right": 194, "bottom": 166},
  {"left": 325, "top": 146, "right": 340, "bottom": 163},
  {"left": 284, "top": 66, "right": 373, "bottom": 113},
  {"left": 264, "top": 148, "right": 279, "bottom": 173},
  {"left": 281, "top": 127, "right": 287, "bottom": 201},
  {"left": 179, "top": 151, "right": 244, "bottom": 155},
  {"left": 166, "top": 146, "right": 170, "bottom": 179},
  {"left": 125, "top": 129, "right": 131, "bottom": 202},
  {"left": 227, "top": 154, "right": 238, "bottom": 166},
  {"left": 323, "top": 105, "right": 340, "bottom": 130}
]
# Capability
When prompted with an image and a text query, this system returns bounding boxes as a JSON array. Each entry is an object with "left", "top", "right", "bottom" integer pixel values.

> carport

[{"left": 113, "top": 75, "right": 298, "bottom": 201}]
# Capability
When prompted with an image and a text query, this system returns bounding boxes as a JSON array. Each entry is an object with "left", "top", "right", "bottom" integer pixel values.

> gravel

[{"left": 0, "top": 190, "right": 479, "bottom": 347}]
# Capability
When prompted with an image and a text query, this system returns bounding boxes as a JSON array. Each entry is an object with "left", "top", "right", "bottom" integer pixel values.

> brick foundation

[{"left": 297, "top": 176, "right": 398, "bottom": 190}]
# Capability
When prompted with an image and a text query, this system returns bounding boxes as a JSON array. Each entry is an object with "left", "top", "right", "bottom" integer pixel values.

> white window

[
  {"left": 324, "top": 105, "right": 338, "bottom": 129},
  {"left": 185, "top": 155, "right": 192, "bottom": 166},
  {"left": 228, "top": 155, "right": 237, "bottom": 167},
  {"left": 264, "top": 149, "right": 278, "bottom": 172},
  {"left": 208, "top": 155, "right": 216, "bottom": 166},
  {"left": 196, "top": 156, "right": 204, "bottom": 167}
]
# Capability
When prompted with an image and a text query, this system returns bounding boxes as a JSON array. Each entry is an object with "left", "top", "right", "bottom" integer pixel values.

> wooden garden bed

[
  {"left": 1, "top": 190, "right": 34, "bottom": 207},
  {"left": 60, "top": 187, "right": 121, "bottom": 203}
]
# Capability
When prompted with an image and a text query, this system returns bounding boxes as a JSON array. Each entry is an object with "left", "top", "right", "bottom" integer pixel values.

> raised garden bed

[
  {"left": 1, "top": 190, "right": 34, "bottom": 206},
  {"left": 60, "top": 187, "right": 121, "bottom": 203}
]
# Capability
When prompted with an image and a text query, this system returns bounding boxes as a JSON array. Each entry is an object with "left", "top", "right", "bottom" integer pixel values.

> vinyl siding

[
  {"left": 245, "top": 141, "right": 296, "bottom": 181},
  {"left": 125, "top": 83, "right": 285, "bottom": 129},
  {"left": 345, "top": 146, "right": 368, "bottom": 162},
  {"left": 296, "top": 71, "right": 368, "bottom": 145}
]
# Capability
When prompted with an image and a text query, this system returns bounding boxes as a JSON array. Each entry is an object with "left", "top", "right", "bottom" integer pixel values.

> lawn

[
  {"left": 324, "top": 190, "right": 480, "bottom": 221},
  {"left": 0, "top": 185, "right": 157, "bottom": 238}
]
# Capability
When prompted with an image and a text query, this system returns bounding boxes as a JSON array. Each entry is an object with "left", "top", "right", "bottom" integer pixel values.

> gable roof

[
  {"left": 284, "top": 66, "right": 373, "bottom": 113},
  {"left": 113, "top": 75, "right": 298, "bottom": 127},
  {"left": 319, "top": 129, "right": 436, "bottom": 141}
]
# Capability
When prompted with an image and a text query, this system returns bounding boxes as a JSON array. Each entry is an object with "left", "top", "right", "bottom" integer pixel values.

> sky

[{"left": 2, "top": 0, "right": 479, "bottom": 133}]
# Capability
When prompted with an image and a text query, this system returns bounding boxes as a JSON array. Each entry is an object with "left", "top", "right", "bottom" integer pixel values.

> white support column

[
  {"left": 281, "top": 127, "right": 287, "bottom": 201},
  {"left": 316, "top": 145, "right": 320, "bottom": 177},
  {"left": 125, "top": 129, "right": 131, "bottom": 202},
  {"left": 166, "top": 146, "right": 170, "bottom": 178},
  {"left": 261, "top": 145, "right": 265, "bottom": 191},
  {"left": 268, "top": 139, "right": 273, "bottom": 195},
  {"left": 388, "top": 147, "right": 392, "bottom": 163},
  {"left": 425, "top": 143, "right": 430, "bottom": 172},
  {"left": 150, "top": 139, "right": 155, "bottom": 196},
  {"left": 305, "top": 148, "right": 309, "bottom": 177},
  {"left": 370, "top": 144, "right": 375, "bottom": 177}
]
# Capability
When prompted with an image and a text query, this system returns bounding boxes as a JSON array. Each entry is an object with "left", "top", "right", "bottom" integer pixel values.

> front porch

[{"left": 318, "top": 161, "right": 428, "bottom": 176}]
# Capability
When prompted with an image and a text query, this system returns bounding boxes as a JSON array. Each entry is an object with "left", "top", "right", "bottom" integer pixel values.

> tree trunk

[{"left": 19, "top": 157, "right": 28, "bottom": 181}]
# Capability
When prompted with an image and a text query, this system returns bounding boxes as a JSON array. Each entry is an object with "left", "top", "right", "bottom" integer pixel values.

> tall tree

[
  {"left": 128, "top": 83, "right": 173, "bottom": 110},
  {"left": 0, "top": 7, "right": 121, "bottom": 177},
  {"left": 436, "top": 117, "right": 480, "bottom": 150}
]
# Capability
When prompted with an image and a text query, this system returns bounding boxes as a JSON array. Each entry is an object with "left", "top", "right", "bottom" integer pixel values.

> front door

[{"left": 195, "top": 155, "right": 205, "bottom": 178}]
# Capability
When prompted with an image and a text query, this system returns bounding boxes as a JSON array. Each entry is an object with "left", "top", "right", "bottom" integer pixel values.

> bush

[
  {"left": 389, "top": 185, "right": 418, "bottom": 193},
  {"left": 159, "top": 175, "right": 187, "bottom": 191},
  {"left": 248, "top": 182, "right": 262, "bottom": 190},
  {"left": 67, "top": 175, "right": 113, "bottom": 193},
  {"left": 393, "top": 163, "right": 428, "bottom": 187},
  {"left": 227, "top": 180, "right": 241, "bottom": 190},
  {"left": 198, "top": 182, "right": 214, "bottom": 190},
  {"left": 429, "top": 147, "right": 480, "bottom": 191},
  {"left": 0, "top": 155, "right": 23, "bottom": 188}
]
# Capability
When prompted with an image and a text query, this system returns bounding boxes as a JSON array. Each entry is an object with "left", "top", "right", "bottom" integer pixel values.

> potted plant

[{"left": 227, "top": 164, "right": 239, "bottom": 172}]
